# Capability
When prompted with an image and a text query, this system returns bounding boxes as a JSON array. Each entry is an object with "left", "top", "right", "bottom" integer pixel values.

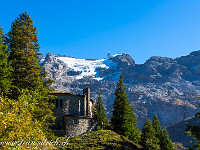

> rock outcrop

[{"left": 41, "top": 52, "right": 72, "bottom": 91}]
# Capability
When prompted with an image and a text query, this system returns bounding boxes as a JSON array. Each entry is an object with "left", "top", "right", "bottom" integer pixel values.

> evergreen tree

[
  {"left": 160, "top": 128, "right": 174, "bottom": 150},
  {"left": 152, "top": 114, "right": 162, "bottom": 138},
  {"left": 6, "top": 12, "right": 55, "bottom": 135},
  {"left": 152, "top": 113, "right": 173, "bottom": 150},
  {"left": 7, "top": 12, "right": 42, "bottom": 98},
  {"left": 0, "top": 26, "right": 12, "bottom": 95},
  {"left": 141, "top": 119, "right": 160, "bottom": 150},
  {"left": 93, "top": 89, "right": 109, "bottom": 130},
  {"left": 111, "top": 75, "right": 140, "bottom": 143}
]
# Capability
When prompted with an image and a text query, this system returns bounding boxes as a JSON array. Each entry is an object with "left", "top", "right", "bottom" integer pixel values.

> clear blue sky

[{"left": 0, "top": 0, "right": 200, "bottom": 64}]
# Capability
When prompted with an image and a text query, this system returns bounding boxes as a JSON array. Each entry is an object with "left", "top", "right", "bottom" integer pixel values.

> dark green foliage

[
  {"left": 7, "top": 12, "right": 43, "bottom": 98},
  {"left": 0, "top": 26, "right": 12, "bottom": 95},
  {"left": 152, "top": 113, "right": 162, "bottom": 149},
  {"left": 152, "top": 114, "right": 162, "bottom": 138},
  {"left": 111, "top": 75, "right": 140, "bottom": 143},
  {"left": 160, "top": 128, "right": 174, "bottom": 150},
  {"left": 141, "top": 119, "right": 160, "bottom": 150},
  {"left": 152, "top": 114, "right": 173, "bottom": 150},
  {"left": 6, "top": 12, "right": 55, "bottom": 135},
  {"left": 141, "top": 115, "right": 174, "bottom": 150},
  {"left": 93, "top": 89, "right": 109, "bottom": 129}
]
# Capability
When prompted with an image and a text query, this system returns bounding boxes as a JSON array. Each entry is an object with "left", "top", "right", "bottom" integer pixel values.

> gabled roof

[
  {"left": 52, "top": 91, "right": 94, "bottom": 103},
  {"left": 52, "top": 91, "right": 84, "bottom": 97}
]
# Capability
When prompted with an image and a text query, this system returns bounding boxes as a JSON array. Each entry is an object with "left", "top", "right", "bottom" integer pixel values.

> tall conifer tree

[
  {"left": 111, "top": 75, "right": 140, "bottom": 143},
  {"left": 93, "top": 89, "right": 109, "bottom": 129},
  {"left": 6, "top": 12, "right": 55, "bottom": 134},
  {"left": 7, "top": 12, "right": 42, "bottom": 97},
  {"left": 0, "top": 26, "right": 12, "bottom": 95}
]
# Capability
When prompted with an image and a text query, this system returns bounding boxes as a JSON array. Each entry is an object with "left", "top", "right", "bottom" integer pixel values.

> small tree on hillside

[
  {"left": 93, "top": 89, "right": 109, "bottom": 129},
  {"left": 152, "top": 114, "right": 162, "bottom": 137},
  {"left": 111, "top": 75, "right": 140, "bottom": 143},
  {"left": 160, "top": 128, "right": 174, "bottom": 150},
  {"left": 152, "top": 113, "right": 174, "bottom": 150},
  {"left": 141, "top": 119, "right": 160, "bottom": 150}
]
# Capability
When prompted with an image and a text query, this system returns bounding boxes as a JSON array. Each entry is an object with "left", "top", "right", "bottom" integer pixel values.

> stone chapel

[{"left": 51, "top": 88, "right": 97, "bottom": 137}]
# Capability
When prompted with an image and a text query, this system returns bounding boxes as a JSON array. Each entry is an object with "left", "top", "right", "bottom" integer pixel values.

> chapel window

[
  {"left": 89, "top": 120, "right": 92, "bottom": 126},
  {"left": 73, "top": 119, "right": 78, "bottom": 125},
  {"left": 56, "top": 99, "right": 59, "bottom": 108},
  {"left": 60, "top": 99, "right": 63, "bottom": 108}
]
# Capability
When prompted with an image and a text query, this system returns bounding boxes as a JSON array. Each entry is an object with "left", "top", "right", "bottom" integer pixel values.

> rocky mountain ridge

[{"left": 41, "top": 50, "right": 200, "bottom": 129}]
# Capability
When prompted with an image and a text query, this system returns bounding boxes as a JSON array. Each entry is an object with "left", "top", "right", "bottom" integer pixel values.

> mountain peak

[
  {"left": 109, "top": 53, "right": 135, "bottom": 66},
  {"left": 189, "top": 50, "right": 200, "bottom": 57}
]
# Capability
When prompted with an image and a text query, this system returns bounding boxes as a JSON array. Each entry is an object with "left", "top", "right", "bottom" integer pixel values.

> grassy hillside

[{"left": 55, "top": 130, "right": 143, "bottom": 150}]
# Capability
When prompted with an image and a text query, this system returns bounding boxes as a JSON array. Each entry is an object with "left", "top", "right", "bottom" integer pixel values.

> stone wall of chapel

[
  {"left": 64, "top": 116, "right": 97, "bottom": 137},
  {"left": 52, "top": 94, "right": 84, "bottom": 130},
  {"left": 89, "top": 100, "right": 93, "bottom": 117}
]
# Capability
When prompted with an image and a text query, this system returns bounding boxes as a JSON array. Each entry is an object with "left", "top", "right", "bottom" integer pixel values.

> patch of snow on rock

[{"left": 56, "top": 56, "right": 108, "bottom": 80}]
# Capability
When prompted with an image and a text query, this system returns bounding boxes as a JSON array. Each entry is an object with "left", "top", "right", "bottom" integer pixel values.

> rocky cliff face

[
  {"left": 41, "top": 50, "right": 200, "bottom": 129},
  {"left": 40, "top": 52, "right": 72, "bottom": 91}
]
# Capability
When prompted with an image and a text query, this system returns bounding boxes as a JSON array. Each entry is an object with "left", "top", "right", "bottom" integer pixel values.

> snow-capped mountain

[{"left": 41, "top": 51, "right": 200, "bottom": 129}]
